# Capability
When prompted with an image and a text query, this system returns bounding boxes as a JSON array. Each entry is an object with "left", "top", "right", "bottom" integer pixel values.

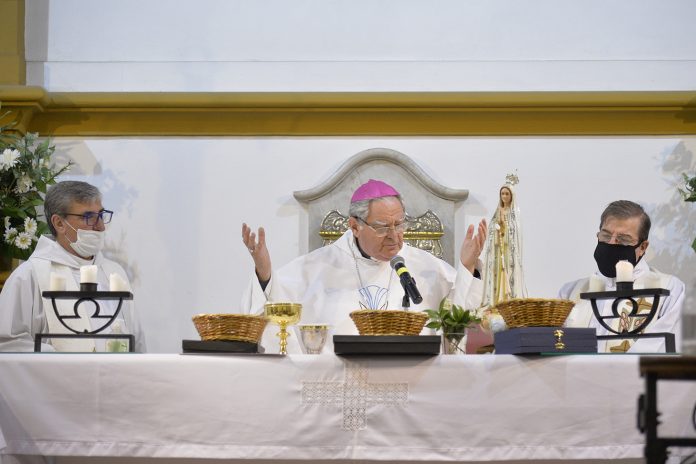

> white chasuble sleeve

[
  {"left": 0, "top": 262, "right": 53, "bottom": 352},
  {"left": 559, "top": 279, "right": 595, "bottom": 329},
  {"left": 628, "top": 274, "right": 684, "bottom": 353},
  {"left": 451, "top": 260, "right": 484, "bottom": 311},
  {"left": 240, "top": 266, "right": 307, "bottom": 317}
]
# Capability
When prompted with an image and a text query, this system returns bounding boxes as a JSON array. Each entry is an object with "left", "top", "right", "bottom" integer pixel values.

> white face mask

[{"left": 64, "top": 221, "right": 105, "bottom": 258}]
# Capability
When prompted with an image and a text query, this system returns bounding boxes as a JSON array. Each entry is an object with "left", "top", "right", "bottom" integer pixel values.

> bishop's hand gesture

[
  {"left": 242, "top": 223, "right": 272, "bottom": 283},
  {"left": 460, "top": 219, "right": 487, "bottom": 274}
]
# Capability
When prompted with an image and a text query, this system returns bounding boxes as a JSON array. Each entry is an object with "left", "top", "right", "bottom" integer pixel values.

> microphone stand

[{"left": 401, "top": 284, "right": 411, "bottom": 310}]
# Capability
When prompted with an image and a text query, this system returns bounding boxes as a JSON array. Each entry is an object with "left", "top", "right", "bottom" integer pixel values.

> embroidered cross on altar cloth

[{"left": 302, "top": 361, "right": 408, "bottom": 431}]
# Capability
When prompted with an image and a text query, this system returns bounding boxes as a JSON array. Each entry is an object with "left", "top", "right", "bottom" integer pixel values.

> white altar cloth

[{"left": 0, "top": 353, "right": 693, "bottom": 462}]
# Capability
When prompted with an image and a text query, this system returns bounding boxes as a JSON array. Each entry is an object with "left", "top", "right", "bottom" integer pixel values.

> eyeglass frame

[
  {"left": 355, "top": 217, "right": 407, "bottom": 237},
  {"left": 63, "top": 209, "right": 114, "bottom": 226},
  {"left": 596, "top": 230, "right": 644, "bottom": 247}
]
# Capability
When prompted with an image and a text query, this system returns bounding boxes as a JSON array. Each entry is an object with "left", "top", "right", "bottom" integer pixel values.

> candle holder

[
  {"left": 580, "top": 283, "right": 674, "bottom": 352},
  {"left": 80, "top": 282, "right": 97, "bottom": 292},
  {"left": 37, "top": 289, "right": 134, "bottom": 352}
]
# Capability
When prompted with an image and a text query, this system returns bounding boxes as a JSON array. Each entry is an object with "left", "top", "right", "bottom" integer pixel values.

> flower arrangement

[
  {"left": 425, "top": 298, "right": 482, "bottom": 354},
  {"left": 679, "top": 173, "right": 696, "bottom": 252},
  {"left": 1, "top": 122, "right": 71, "bottom": 260}
]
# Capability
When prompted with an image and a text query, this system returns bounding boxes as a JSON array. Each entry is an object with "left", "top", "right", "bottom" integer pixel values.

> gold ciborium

[{"left": 264, "top": 302, "right": 302, "bottom": 355}]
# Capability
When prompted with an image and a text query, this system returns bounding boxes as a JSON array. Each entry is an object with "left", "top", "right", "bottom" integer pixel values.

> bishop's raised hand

[
  {"left": 242, "top": 223, "right": 272, "bottom": 282},
  {"left": 459, "top": 219, "right": 487, "bottom": 274}
]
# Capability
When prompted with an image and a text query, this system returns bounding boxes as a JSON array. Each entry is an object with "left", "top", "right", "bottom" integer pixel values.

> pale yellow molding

[
  {"left": 1, "top": 86, "right": 695, "bottom": 136},
  {"left": 0, "top": 86, "right": 45, "bottom": 134},
  {"left": 0, "top": 0, "right": 26, "bottom": 85}
]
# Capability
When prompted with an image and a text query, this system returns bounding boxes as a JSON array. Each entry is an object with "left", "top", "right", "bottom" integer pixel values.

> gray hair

[
  {"left": 45, "top": 181, "right": 102, "bottom": 236},
  {"left": 349, "top": 195, "right": 405, "bottom": 222},
  {"left": 600, "top": 200, "right": 651, "bottom": 243}
]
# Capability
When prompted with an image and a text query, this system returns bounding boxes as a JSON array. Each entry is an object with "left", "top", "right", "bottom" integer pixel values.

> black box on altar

[
  {"left": 494, "top": 327, "right": 597, "bottom": 354},
  {"left": 182, "top": 339, "right": 260, "bottom": 354},
  {"left": 333, "top": 335, "right": 441, "bottom": 355}
]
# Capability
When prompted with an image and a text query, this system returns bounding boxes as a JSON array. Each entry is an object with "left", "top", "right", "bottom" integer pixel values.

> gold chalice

[{"left": 264, "top": 302, "right": 302, "bottom": 355}]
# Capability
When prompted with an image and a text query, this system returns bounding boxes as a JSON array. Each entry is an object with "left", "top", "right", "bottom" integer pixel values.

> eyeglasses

[
  {"left": 596, "top": 230, "right": 640, "bottom": 247},
  {"left": 64, "top": 209, "right": 113, "bottom": 226},
  {"left": 357, "top": 217, "right": 407, "bottom": 237}
]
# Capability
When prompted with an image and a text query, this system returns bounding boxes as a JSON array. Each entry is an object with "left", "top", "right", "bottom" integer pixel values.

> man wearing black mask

[{"left": 559, "top": 200, "right": 684, "bottom": 353}]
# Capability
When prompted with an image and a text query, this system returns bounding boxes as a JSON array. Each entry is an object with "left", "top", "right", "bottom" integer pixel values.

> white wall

[
  {"left": 25, "top": 0, "right": 696, "bottom": 91},
  {"left": 21, "top": 0, "right": 696, "bottom": 352},
  {"left": 54, "top": 137, "right": 696, "bottom": 352}
]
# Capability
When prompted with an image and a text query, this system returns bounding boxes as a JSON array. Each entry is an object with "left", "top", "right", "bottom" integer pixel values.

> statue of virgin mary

[{"left": 481, "top": 174, "right": 527, "bottom": 311}]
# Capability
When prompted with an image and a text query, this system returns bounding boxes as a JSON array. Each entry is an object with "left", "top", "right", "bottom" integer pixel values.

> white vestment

[
  {"left": 558, "top": 259, "right": 684, "bottom": 353},
  {"left": 241, "top": 230, "right": 483, "bottom": 353},
  {"left": 0, "top": 236, "right": 146, "bottom": 353}
]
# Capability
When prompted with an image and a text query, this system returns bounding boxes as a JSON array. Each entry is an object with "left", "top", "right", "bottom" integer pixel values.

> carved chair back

[{"left": 319, "top": 209, "right": 445, "bottom": 259}]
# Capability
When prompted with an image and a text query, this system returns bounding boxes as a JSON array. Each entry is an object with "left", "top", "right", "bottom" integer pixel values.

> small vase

[{"left": 442, "top": 332, "right": 468, "bottom": 355}]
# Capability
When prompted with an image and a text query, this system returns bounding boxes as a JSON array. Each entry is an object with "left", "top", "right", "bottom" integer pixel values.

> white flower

[
  {"left": 0, "top": 148, "right": 20, "bottom": 170},
  {"left": 14, "top": 175, "right": 34, "bottom": 194},
  {"left": 488, "top": 313, "right": 507, "bottom": 333},
  {"left": 3, "top": 216, "right": 10, "bottom": 231},
  {"left": 15, "top": 232, "right": 33, "bottom": 250},
  {"left": 4, "top": 228, "right": 18, "bottom": 245},
  {"left": 24, "top": 217, "right": 38, "bottom": 235}
]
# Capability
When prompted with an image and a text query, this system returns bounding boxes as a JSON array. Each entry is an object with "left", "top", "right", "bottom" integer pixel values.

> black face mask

[{"left": 593, "top": 241, "right": 642, "bottom": 278}]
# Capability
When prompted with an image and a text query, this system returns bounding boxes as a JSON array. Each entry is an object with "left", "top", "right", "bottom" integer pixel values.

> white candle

[
  {"left": 49, "top": 272, "right": 66, "bottom": 291},
  {"left": 589, "top": 275, "right": 605, "bottom": 292},
  {"left": 615, "top": 260, "right": 634, "bottom": 283},
  {"left": 109, "top": 273, "right": 128, "bottom": 292},
  {"left": 80, "top": 265, "right": 98, "bottom": 284}
]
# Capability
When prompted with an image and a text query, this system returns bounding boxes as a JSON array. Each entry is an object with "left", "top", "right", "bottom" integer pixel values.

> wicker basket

[
  {"left": 350, "top": 310, "right": 428, "bottom": 336},
  {"left": 192, "top": 313, "right": 267, "bottom": 343},
  {"left": 494, "top": 298, "right": 575, "bottom": 328}
]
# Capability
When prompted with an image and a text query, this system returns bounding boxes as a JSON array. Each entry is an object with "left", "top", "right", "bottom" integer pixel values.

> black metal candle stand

[
  {"left": 36, "top": 287, "right": 134, "bottom": 352},
  {"left": 580, "top": 282, "right": 674, "bottom": 353}
]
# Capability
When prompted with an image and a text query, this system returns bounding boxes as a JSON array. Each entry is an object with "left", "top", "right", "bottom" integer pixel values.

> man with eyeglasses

[
  {"left": 559, "top": 200, "right": 684, "bottom": 353},
  {"left": 241, "top": 179, "right": 487, "bottom": 354},
  {"left": 0, "top": 181, "right": 145, "bottom": 352}
]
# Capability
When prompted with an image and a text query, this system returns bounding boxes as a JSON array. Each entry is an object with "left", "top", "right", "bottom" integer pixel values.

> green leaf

[
  {"left": 34, "top": 179, "right": 47, "bottom": 193},
  {"left": 37, "top": 222, "right": 50, "bottom": 236},
  {"left": 38, "top": 137, "right": 51, "bottom": 152},
  {"left": 424, "top": 300, "right": 481, "bottom": 334},
  {"left": 679, "top": 173, "right": 696, "bottom": 201},
  {"left": 3, "top": 207, "right": 27, "bottom": 219}
]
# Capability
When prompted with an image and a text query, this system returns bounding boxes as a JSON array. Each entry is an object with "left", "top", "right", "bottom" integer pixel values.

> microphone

[{"left": 390, "top": 256, "right": 423, "bottom": 305}]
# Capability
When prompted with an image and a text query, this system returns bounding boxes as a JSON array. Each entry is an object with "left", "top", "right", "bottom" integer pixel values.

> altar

[{"left": 0, "top": 353, "right": 693, "bottom": 463}]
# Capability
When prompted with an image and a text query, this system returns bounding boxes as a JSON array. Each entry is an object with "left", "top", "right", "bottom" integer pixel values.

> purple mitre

[{"left": 350, "top": 179, "right": 400, "bottom": 202}]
